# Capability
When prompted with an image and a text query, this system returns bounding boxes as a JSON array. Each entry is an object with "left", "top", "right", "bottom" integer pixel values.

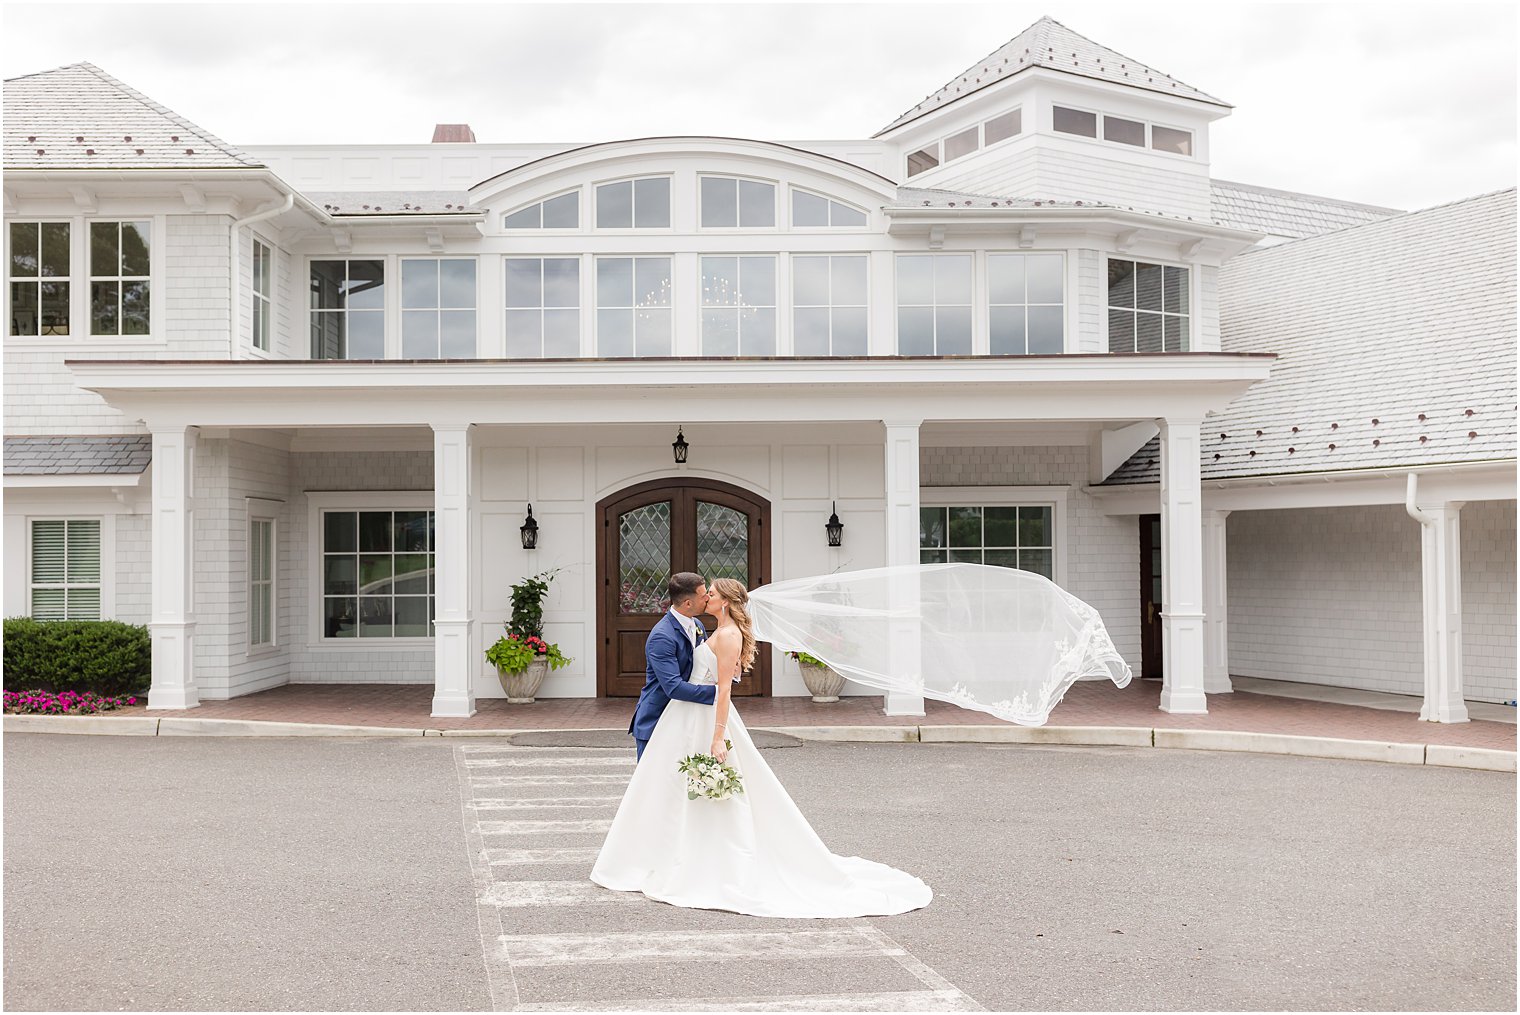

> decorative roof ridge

[{"left": 1231, "top": 186, "right": 1515, "bottom": 258}]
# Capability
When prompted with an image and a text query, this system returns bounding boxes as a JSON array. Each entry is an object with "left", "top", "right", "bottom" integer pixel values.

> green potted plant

[
  {"left": 787, "top": 650, "right": 845, "bottom": 703},
  {"left": 485, "top": 570, "right": 572, "bottom": 703}
]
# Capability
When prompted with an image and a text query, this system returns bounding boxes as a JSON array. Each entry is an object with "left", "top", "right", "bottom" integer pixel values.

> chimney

[{"left": 431, "top": 123, "right": 477, "bottom": 143}]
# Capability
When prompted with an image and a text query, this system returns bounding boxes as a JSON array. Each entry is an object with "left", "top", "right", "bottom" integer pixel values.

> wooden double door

[
  {"left": 1140, "top": 514, "right": 1164, "bottom": 680},
  {"left": 597, "top": 478, "right": 771, "bottom": 697}
]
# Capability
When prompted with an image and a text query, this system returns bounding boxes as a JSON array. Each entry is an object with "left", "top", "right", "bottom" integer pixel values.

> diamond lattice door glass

[
  {"left": 619, "top": 502, "right": 671, "bottom": 614},
  {"left": 696, "top": 501, "right": 749, "bottom": 584}
]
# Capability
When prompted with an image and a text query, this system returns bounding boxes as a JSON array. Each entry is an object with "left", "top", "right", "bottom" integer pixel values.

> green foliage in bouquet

[{"left": 677, "top": 740, "right": 745, "bottom": 800}]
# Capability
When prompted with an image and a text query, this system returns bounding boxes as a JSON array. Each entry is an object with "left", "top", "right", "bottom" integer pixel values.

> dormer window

[
  {"left": 943, "top": 126, "right": 979, "bottom": 162},
  {"left": 1102, "top": 115, "right": 1145, "bottom": 147},
  {"left": 502, "top": 191, "right": 578, "bottom": 230},
  {"left": 595, "top": 177, "right": 670, "bottom": 229},
  {"left": 1052, "top": 106, "right": 1098, "bottom": 138},
  {"left": 906, "top": 144, "right": 940, "bottom": 178},
  {"left": 985, "top": 109, "right": 1021, "bottom": 145},
  {"left": 700, "top": 176, "right": 775, "bottom": 228},
  {"left": 790, "top": 189, "right": 867, "bottom": 228},
  {"left": 1151, "top": 125, "right": 1193, "bottom": 156}
]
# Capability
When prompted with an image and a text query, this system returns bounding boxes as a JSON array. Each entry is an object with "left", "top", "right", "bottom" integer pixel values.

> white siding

[{"left": 1226, "top": 500, "right": 1517, "bottom": 703}]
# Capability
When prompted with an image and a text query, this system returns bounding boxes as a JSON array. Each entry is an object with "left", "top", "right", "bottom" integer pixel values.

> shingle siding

[{"left": 1226, "top": 499, "right": 1516, "bottom": 703}]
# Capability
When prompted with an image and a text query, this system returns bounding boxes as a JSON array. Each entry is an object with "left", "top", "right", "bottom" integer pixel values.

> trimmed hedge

[{"left": 3, "top": 618, "right": 152, "bottom": 697}]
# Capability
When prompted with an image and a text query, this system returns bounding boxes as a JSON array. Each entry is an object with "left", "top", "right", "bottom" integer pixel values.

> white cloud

[{"left": 3, "top": 1, "right": 1513, "bottom": 208}]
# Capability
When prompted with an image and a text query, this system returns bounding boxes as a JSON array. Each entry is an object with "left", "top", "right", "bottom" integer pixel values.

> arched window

[
  {"left": 699, "top": 176, "right": 776, "bottom": 228},
  {"left": 789, "top": 188, "right": 867, "bottom": 228},
  {"left": 502, "top": 191, "right": 579, "bottom": 230}
]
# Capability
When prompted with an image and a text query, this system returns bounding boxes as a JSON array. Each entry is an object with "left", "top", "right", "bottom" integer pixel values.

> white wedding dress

[{"left": 589, "top": 640, "right": 932, "bottom": 918}]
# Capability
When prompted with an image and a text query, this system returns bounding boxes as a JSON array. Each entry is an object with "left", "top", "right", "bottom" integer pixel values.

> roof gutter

[{"left": 229, "top": 192, "right": 294, "bottom": 360}]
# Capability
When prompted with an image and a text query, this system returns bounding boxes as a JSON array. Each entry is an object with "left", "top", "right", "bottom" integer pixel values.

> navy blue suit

[{"left": 628, "top": 611, "right": 716, "bottom": 760}]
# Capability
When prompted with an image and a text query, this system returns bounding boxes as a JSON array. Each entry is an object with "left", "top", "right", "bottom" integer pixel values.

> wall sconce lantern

[
  {"left": 520, "top": 504, "right": 539, "bottom": 550},
  {"left": 672, "top": 427, "right": 689, "bottom": 464},
  {"left": 825, "top": 501, "right": 845, "bottom": 547}
]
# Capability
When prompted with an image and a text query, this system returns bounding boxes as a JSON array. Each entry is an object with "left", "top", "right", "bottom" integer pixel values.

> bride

[{"left": 589, "top": 577, "right": 932, "bottom": 918}]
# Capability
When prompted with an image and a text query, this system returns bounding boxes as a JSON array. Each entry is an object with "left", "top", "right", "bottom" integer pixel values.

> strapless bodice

[{"left": 690, "top": 641, "right": 718, "bottom": 685}]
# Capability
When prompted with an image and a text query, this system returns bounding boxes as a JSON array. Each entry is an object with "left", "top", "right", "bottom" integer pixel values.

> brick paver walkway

[{"left": 93, "top": 680, "right": 1516, "bottom": 751}]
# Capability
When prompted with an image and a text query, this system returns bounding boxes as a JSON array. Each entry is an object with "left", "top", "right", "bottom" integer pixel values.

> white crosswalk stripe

[
  {"left": 453, "top": 743, "right": 981, "bottom": 1012},
  {"left": 515, "top": 989, "right": 983, "bottom": 1012}
]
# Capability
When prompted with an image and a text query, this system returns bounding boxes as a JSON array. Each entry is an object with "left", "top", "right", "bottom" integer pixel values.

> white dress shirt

[{"left": 668, "top": 607, "right": 699, "bottom": 646}]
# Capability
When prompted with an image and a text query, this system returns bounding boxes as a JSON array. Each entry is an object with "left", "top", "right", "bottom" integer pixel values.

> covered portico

[{"left": 70, "top": 354, "right": 1274, "bottom": 719}]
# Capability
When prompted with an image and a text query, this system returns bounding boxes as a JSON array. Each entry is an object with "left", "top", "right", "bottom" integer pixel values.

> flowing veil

[{"left": 747, "top": 563, "right": 1132, "bottom": 726}]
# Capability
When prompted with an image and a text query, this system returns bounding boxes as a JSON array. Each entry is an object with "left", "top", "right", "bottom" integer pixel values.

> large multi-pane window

[
  {"left": 503, "top": 192, "right": 579, "bottom": 229},
  {"left": 8, "top": 221, "right": 70, "bottom": 337},
  {"left": 700, "top": 255, "right": 776, "bottom": 355},
  {"left": 596, "top": 178, "right": 671, "bottom": 228},
  {"left": 988, "top": 253, "right": 1064, "bottom": 355},
  {"left": 321, "top": 509, "right": 434, "bottom": 639},
  {"left": 401, "top": 258, "right": 476, "bottom": 358},
  {"left": 30, "top": 519, "right": 101, "bottom": 620},
  {"left": 919, "top": 505, "right": 1053, "bottom": 580},
  {"left": 596, "top": 256, "right": 672, "bottom": 356},
  {"left": 252, "top": 238, "right": 272, "bottom": 352},
  {"left": 90, "top": 221, "right": 150, "bottom": 335},
  {"left": 1108, "top": 259, "right": 1190, "bottom": 353},
  {"left": 700, "top": 177, "right": 775, "bottom": 228},
  {"left": 506, "top": 257, "right": 580, "bottom": 358},
  {"left": 792, "top": 255, "right": 867, "bottom": 356},
  {"left": 310, "top": 259, "right": 384, "bottom": 359},
  {"left": 249, "top": 517, "right": 274, "bottom": 647},
  {"left": 896, "top": 254, "right": 972, "bottom": 355}
]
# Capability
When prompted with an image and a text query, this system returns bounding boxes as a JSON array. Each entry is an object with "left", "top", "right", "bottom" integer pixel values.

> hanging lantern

[
  {"left": 825, "top": 501, "right": 844, "bottom": 547},
  {"left": 520, "top": 504, "right": 539, "bottom": 550},
  {"left": 672, "top": 427, "right": 689, "bottom": 464}
]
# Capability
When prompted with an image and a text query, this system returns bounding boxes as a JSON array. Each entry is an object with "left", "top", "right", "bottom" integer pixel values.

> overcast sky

[{"left": 3, "top": 0, "right": 1515, "bottom": 210}]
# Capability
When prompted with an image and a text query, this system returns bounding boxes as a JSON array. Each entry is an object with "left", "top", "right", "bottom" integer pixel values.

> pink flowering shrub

[{"left": 4, "top": 689, "right": 138, "bottom": 715}]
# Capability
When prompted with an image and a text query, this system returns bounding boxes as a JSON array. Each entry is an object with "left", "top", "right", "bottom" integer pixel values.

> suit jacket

[{"left": 628, "top": 611, "right": 717, "bottom": 741}]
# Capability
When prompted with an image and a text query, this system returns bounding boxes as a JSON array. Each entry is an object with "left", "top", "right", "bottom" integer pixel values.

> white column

[
  {"left": 1201, "top": 508, "right": 1233, "bottom": 694},
  {"left": 1158, "top": 416, "right": 1207, "bottom": 714},
  {"left": 147, "top": 426, "right": 199, "bottom": 710},
  {"left": 1418, "top": 504, "right": 1468, "bottom": 723},
  {"left": 432, "top": 423, "right": 476, "bottom": 718},
  {"left": 883, "top": 419, "right": 925, "bottom": 716}
]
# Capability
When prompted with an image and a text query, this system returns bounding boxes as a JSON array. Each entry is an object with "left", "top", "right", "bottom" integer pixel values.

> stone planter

[
  {"left": 496, "top": 656, "right": 550, "bottom": 703},
  {"left": 798, "top": 661, "right": 845, "bottom": 703}
]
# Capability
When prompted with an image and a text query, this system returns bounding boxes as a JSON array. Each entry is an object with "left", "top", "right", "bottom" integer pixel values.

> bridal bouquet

[{"left": 676, "top": 741, "right": 745, "bottom": 801}]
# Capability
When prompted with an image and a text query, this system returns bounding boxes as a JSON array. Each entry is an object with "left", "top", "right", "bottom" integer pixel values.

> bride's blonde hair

[{"left": 709, "top": 578, "right": 757, "bottom": 673}]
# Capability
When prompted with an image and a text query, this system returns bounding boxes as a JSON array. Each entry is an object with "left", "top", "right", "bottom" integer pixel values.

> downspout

[
  {"left": 1405, "top": 472, "right": 1433, "bottom": 526},
  {"left": 228, "top": 193, "right": 295, "bottom": 359}
]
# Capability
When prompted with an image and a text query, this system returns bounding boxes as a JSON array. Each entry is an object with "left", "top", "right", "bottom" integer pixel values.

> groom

[{"left": 627, "top": 572, "right": 717, "bottom": 761}]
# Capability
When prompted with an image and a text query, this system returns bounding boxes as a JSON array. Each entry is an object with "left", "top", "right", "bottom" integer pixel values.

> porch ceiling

[{"left": 68, "top": 354, "right": 1275, "bottom": 429}]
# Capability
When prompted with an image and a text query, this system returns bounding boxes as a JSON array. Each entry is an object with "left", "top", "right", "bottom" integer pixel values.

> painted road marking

[
  {"left": 514, "top": 989, "right": 982, "bottom": 1012},
  {"left": 482, "top": 881, "right": 642, "bottom": 907},
  {"left": 483, "top": 847, "right": 603, "bottom": 866},
  {"left": 477, "top": 819, "right": 612, "bottom": 835},
  {"left": 498, "top": 929, "right": 895, "bottom": 966},
  {"left": 470, "top": 774, "right": 631, "bottom": 787},
  {"left": 454, "top": 744, "right": 982, "bottom": 1012},
  {"left": 469, "top": 797, "right": 622, "bottom": 810},
  {"left": 464, "top": 756, "right": 635, "bottom": 768}
]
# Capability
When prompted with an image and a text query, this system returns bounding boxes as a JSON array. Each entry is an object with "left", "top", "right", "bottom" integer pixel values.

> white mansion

[{"left": 3, "top": 17, "right": 1514, "bottom": 721}]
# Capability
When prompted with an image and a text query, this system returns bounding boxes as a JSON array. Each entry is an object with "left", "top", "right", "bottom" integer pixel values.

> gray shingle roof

[
  {"left": 878, "top": 16, "right": 1229, "bottom": 136},
  {"left": 302, "top": 190, "right": 479, "bottom": 216},
  {"left": 4, "top": 435, "right": 153, "bottom": 476},
  {"left": 3, "top": 62, "right": 262, "bottom": 170},
  {"left": 1104, "top": 189, "right": 1518, "bottom": 486},
  {"left": 1211, "top": 180, "right": 1403, "bottom": 241}
]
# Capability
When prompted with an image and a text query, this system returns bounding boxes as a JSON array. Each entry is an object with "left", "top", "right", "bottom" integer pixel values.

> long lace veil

[{"left": 747, "top": 563, "right": 1132, "bottom": 727}]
